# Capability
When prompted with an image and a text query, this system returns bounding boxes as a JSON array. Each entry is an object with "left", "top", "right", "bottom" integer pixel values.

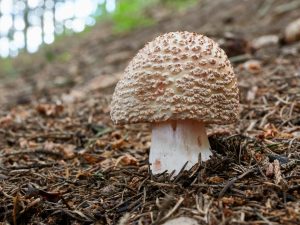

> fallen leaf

[
  {"left": 207, "top": 176, "right": 224, "bottom": 183},
  {"left": 111, "top": 139, "right": 126, "bottom": 149},
  {"left": 36, "top": 103, "right": 64, "bottom": 117},
  {"left": 81, "top": 153, "right": 105, "bottom": 164},
  {"left": 76, "top": 170, "right": 92, "bottom": 180},
  {"left": 222, "top": 196, "right": 235, "bottom": 205},
  {"left": 0, "top": 115, "right": 13, "bottom": 128},
  {"left": 115, "top": 154, "right": 138, "bottom": 166},
  {"left": 254, "top": 152, "right": 264, "bottom": 162},
  {"left": 57, "top": 144, "right": 76, "bottom": 159},
  {"left": 258, "top": 123, "right": 278, "bottom": 139},
  {"left": 243, "top": 60, "right": 262, "bottom": 74}
]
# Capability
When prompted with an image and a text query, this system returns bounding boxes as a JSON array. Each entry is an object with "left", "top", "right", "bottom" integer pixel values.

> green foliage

[
  {"left": 44, "top": 50, "right": 71, "bottom": 63},
  {"left": 163, "top": 0, "right": 198, "bottom": 10},
  {"left": 44, "top": 50, "right": 56, "bottom": 62},
  {"left": 110, "top": 0, "right": 199, "bottom": 32},
  {"left": 0, "top": 58, "right": 17, "bottom": 78},
  {"left": 111, "top": 0, "right": 156, "bottom": 32}
]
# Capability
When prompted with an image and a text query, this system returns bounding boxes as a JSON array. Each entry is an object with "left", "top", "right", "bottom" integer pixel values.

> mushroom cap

[{"left": 111, "top": 31, "right": 239, "bottom": 125}]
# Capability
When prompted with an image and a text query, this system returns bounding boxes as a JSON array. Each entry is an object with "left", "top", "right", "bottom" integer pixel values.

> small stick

[
  {"left": 256, "top": 212, "right": 273, "bottom": 225},
  {"left": 6, "top": 163, "right": 58, "bottom": 170},
  {"left": 158, "top": 197, "right": 184, "bottom": 223},
  {"left": 2, "top": 149, "right": 63, "bottom": 158},
  {"left": 219, "top": 166, "right": 257, "bottom": 198}
]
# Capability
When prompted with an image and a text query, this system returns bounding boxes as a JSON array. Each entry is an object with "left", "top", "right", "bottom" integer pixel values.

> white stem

[{"left": 149, "top": 120, "right": 212, "bottom": 175}]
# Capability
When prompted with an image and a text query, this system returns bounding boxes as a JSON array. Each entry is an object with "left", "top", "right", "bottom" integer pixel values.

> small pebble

[{"left": 162, "top": 217, "right": 199, "bottom": 225}]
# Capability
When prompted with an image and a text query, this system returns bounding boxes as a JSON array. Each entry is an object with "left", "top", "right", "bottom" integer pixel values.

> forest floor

[{"left": 0, "top": 0, "right": 300, "bottom": 224}]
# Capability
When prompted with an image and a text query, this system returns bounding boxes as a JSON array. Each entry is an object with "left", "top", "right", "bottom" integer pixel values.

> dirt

[{"left": 0, "top": 0, "right": 300, "bottom": 224}]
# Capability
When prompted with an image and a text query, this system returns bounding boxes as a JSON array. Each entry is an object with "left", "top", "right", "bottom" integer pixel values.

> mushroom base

[{"left": 149, "top": 120, "right": 212, "bottom": 175}]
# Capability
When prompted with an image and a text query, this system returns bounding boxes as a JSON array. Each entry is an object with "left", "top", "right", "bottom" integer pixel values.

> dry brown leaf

[
  {"left": 0, "top": 115, "right": 13, "bottom": 127},
  {"left": 243, "top": 60, "right": 262, "bottom": 74},
  {"left": 81, "top": 153, "right": 105, "bottom": 164},
  {"left": 76, "top": 170, "right": 92, "bottom": 179},
  {"left": 254, "top": 152, "right": 264, "bottom": 162},
  {"left": 221, "top": 196, "right": 235, "bottom": 205},
  {"left": 259, "top": 123, "right": 294, "bottom": 139},
  {"left": 57, "top": 144, "right": 76, "bottom": 159},
  {"left": 36, "top": 103, "right": 64, "bottom": 117},
  {"left": 207, "top": 176, "right": 224, "bottom": 183},
  {"left": 111, "top": 139, "right": 126, "bottom": 149},
  {"left": 115, "top": 154, "right": 138, "bottom": 166},
  {"left": 258, "top": 123, "right": 278, "bottom": 139}
]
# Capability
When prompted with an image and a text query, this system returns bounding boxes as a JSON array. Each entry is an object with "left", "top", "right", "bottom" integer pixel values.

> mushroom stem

[{"left": 149, "top": 120, "right": 212, "bottom": 175}]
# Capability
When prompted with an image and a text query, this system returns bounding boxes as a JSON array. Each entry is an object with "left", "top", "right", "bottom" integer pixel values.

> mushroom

[{"left": 110, "top": 31, "right": 239, "bottom": 175}]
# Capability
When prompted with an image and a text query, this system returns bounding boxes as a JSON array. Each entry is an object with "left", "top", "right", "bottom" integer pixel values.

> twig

[
  {"left": 156, "top": 197, "right": 184, "bottom": 224},
  {"left": 274, "top": 0, "right": 300, "bottom": 14},
  {"left": 229, "top": 54, "right": 251, "bottom": 63},
  {"left": 219, "top": 166, "right": 257, "bottom": 198},
  {"left": 108, "top": 192, "right": 143, "bottom": 212},
  {"left": 256, "top": 212, "right": 273, "bottom": 225},
  {"left": 1, "top": 149, "right": 63, "bottom": 158},
  {"left": 6, "top": 163, "right": 58, "bottom": 170}
]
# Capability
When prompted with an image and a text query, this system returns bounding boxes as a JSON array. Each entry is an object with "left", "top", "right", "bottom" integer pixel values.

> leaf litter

[{"left": 1, "top": 0, "right": 300, "bottom": 224}]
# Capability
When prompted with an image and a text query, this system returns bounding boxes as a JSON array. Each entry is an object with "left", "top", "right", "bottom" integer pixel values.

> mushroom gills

[{"left": 149, "top": 120, "right": 212, "bottom": 175}]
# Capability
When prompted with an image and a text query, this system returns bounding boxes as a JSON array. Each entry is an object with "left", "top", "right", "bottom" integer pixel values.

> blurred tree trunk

[
  {"left": 23, "top": 0, "right": 29, "bottom": 51},
  {"left": 53, "top": 0, "right": 56, "bottom": 34},
  {"left": 41, "top": 0, "right": 45, "bottom": 44}
]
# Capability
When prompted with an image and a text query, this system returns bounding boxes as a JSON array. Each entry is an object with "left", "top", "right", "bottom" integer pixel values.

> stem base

[{"left": 149, "top": 120, "right": 212, "bottom": 175}]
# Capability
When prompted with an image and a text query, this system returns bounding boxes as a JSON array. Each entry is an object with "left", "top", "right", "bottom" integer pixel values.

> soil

[{"left": 0, "top": 0, "right": 300, "bottom": 224}]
